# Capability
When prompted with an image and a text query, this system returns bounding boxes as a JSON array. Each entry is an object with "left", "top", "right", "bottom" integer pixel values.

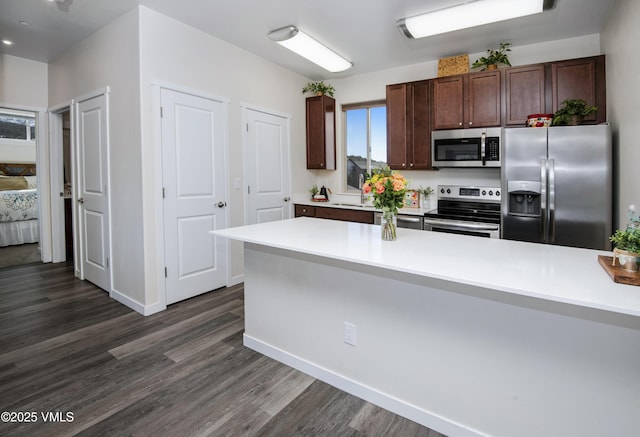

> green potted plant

[
  {"left": 610, "top": 228, "right": 640, "bottom": 271},
  {"left": 552, "top": 99, "right": 597, "bottom": 126},
  {"left": 309, "top": 184, "right": 319, "bottom": 199},
  {"left": 302, "top": 81, "right": 335, "bottom": 97},
  {"left": 471, "top": 43, "right": 512, "bottom": 71},
  {"left": 418, "top": 186, "right": 434, "bottom": 210}
]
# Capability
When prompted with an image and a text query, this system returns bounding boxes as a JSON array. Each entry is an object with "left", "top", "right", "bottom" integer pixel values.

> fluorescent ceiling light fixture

[
  {"left": 2, "top": 40, "right": 13, "bottom": 46},
  {"left": 268, "top": 26, "right": 352, "bottom": 73},
  {"left": 398, "top": 0, "right": 545, "bottom": 39}
]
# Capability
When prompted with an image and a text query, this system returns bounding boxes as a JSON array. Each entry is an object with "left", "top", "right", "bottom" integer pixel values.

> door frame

[
  {"left": 151, "top": 80, "right": 231, "bottom": 311},
  {"left": 73, "top": 87, "right": 112, "bottom": 290},
  {"left": 48, "top": 101, "right": 74, "bottom": 264},
  {"left": 0, "top": 103, "right": 49, "bottom": 262},
  {"left": 240, "top": 103, "right": 293, "bottom": 226}
]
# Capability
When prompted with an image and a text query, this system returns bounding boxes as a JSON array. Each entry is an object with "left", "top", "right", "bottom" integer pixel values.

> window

[
  {"left": 0, "top": 109, "right": 36, "bottom": 143},
  {"left": 343, "top": 101, "right": 387, "bottom": 191}
]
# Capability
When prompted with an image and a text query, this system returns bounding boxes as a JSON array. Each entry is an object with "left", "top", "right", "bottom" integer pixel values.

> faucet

[{"left": 359, "top": 173, "right": 365, "bottom": 205}]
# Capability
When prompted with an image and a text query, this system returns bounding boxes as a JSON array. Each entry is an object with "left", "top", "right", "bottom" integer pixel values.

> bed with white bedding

[{"left": 0, "top": 169, "right": 39, "bottom": 247}]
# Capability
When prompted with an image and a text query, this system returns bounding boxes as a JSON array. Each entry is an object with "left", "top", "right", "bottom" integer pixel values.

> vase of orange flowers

[{"left": 363, "top": 167, "right": 407, "bottom": 241}]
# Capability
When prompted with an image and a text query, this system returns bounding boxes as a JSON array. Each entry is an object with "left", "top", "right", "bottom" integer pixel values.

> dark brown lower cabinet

[{"left": 294, "top": 204, "right": 374, "bottom": 224}]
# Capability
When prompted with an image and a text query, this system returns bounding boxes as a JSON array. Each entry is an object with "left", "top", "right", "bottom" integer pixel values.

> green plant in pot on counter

[
  {"left": 309, "top": 184, "right": 319, "bottom": 198},
  {"left": 471, "top": 42, "right": 512, "bottom": 71},
  {"left": 418, "top": 186, "right": 433, "bottom": 197},
  {"left": 610, "top": 228, "right": 640, "bottom": 271},
  {"left": 552, "top": 99, "right": 597, "bottom": 126},
  {"left": 302, "top": 81, "right": 335, "bottom": 97}
]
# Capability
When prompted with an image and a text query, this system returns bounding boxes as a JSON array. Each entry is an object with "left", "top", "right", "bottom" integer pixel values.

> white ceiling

[{"left": 0, "top": 0, "right": 616, "bottom": 80}]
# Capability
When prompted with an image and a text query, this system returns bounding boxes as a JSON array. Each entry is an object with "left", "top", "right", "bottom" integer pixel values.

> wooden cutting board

[{"left": 598, "top": 255, "right": 640, "bottom": 286}]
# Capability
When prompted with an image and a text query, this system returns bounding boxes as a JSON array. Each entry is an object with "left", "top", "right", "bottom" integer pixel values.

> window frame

[
  {"left": 0, "top": 108, "right": 37, "bottom": 146},
  {"left": 342, "top": 100, "right": 386, "bottom": 192}
]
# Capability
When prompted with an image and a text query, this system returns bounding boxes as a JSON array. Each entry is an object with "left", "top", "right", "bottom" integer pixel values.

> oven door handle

[
  {"left": 396, "top": 216, "right": 422, "bottom": 224},
  {"left": 423, "top": 219, "right": 499, "bottom": 231}
]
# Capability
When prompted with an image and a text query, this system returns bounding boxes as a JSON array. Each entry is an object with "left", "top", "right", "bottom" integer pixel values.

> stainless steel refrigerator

[{"left": 501, "top": 124, "right": 612, "bottom": 250}]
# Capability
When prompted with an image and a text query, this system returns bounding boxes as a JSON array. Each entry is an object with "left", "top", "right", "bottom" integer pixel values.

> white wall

[
  {"left": 317, "top": 34, "right": 602, "bottom": 199},
  {"left": 48, "top": 8, "right": 144, "bottom": 303},
  {"left": 138, "top": 7, "right": 311, "bottom": 309},
  {"left": 0, "top": 55, "right": 47, "bottom": 166},
  {"left": 601, "top": 0, "right": 640, "bottom": 230},
  {"left": 0, "top": 54, "right": 48, "bottom": 108}
]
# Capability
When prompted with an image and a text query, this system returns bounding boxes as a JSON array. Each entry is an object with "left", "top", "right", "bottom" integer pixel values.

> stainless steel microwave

[{"left": 432, "top": 127, "right": 501, "bottom": 168}]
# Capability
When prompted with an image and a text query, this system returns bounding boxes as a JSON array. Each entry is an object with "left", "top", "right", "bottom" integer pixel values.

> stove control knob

[
  {"left": 440, "top": 188, "right": 445, "bottom": 194},
  {"left": 489, "top": 190, "right": 494, "bottom": 196},
  {"left": 482, "top": 190, "right": 487, "bottom": 196},
  {"left": 446, "top": 188, "right": 451, "bottom": 194},
  {"left": 496, "top": 190, "right": 501, "bottom": 197}
]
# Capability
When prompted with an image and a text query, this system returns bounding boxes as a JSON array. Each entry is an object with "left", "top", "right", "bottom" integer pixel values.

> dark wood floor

[{"left": 0, "top": 261, "right": 444, "bottom": 437}]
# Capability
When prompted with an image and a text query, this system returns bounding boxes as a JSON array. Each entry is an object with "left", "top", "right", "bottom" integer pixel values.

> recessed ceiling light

[
  {"left": 19, "top": 21, "right": 31, "bottom": 26},
  {"left": 2, "top": 40, "right": 14, "bottom": 46}
]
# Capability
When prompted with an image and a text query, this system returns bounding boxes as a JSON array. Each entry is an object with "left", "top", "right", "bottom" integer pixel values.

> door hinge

[
  {"left": 162, "top": 187, "right": 165, "bottom": 198},
  {"left": 160, "top": 106, "right": 163, "bottom": 118},
  {"left": 164, "top": 267, "right": 167, "bottom": 278},
  {"left": 247, "top": 185, "right": 251, "bottom": 195},
  {"left": 246, "top": 123, "right": 249, "bottom": 132},
  {"left": 106, "top": 257, "right": 109, "bottom": 269}
]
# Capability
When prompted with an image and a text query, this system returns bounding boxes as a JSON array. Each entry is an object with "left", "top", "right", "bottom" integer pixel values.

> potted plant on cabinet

[
  {"left": 610, "top": 229, "right": 640, "bottom": 272},
  {"left": 552, "top": 99, "right": 597, "bottom": 126},
  {"left": 302, "top": 81, "right": 335, "bottom": 97},
  {"left": 471, "top": 42, "right": 512, "bottom": 71}
]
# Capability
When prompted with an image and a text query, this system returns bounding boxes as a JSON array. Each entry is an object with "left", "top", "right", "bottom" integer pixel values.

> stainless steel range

[{"left": 423, "top": 185, "right": 501, "bottom": 238}]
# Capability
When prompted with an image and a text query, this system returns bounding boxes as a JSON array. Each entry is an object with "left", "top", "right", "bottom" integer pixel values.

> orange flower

[
  {"left": 375, "top": 181, "right": 385, "bottom": 194},
  {"left": 362, "top": 183, "right": 372, "bottom": 194},
  {"left": 392, "top": 178, "right": 405, "bottom": 191}
]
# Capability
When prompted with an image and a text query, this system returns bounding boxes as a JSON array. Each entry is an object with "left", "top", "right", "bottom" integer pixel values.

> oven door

[{"left": 423, "top": 218, "right": 500, "bottom": 238}]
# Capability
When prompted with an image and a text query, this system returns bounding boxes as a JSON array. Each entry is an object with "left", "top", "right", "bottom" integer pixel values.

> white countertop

[{"left": 214, "top": 217, "right": 640, "bottom": 318}]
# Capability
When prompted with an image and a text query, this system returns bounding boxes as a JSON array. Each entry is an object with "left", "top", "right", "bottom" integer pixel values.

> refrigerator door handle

[
  {"left": 481, "top": 132, "right": 486, "bottom": 165},
  {"left": 540, "top": 158, "right": 548, "bottom": 242},
  {"left": 548, "top": 158, "right": 556, "bottom": 243}
]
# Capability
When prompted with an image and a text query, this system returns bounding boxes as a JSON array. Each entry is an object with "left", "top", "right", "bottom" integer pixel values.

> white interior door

[
  {"left": 161, "top": 88, "right": 227, "bottom": 305},
  {"left": 244, "top": 108, "right": 291, "bottom": 224},
  {"left": 76, "top": 94, "right": 110, "bottom": 291}
]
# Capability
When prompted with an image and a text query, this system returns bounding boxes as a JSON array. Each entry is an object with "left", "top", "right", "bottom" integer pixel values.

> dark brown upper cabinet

[
  {"left": 432, "top": 75, "right": 465, "bottom": 130},
  {"left": 504, "top": 64, "right": 547, "bottom": 126},
  {"left": 550, "top": 55, "right": 606, "bottom": 124},
  {"left": 467, "top": 70, "right": 502, "bottom": 128},
  {"left": 432, "top": 70, "right": 501, "bottom": 130},
  {"left": 306, "top": 95, "right": 336, "bottom": 170},
  {"left": 386, "top": 80, "right": 432, "bottom": 170}
]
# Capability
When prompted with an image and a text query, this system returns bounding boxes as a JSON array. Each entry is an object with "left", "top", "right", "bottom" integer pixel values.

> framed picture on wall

[{"left": 404, "top": 190, "right": 420, "bottom": 208}]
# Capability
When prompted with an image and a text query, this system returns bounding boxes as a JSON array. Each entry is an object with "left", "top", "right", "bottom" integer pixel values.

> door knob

[
  {"left": 283, "top": 197, "right": 290, "bottom": 202},
  {"left": 78, "top": 197, "right": 84, "bottom": 204},
  {"left": 216, "top": 201, "right": 227, "bottom": 208}
]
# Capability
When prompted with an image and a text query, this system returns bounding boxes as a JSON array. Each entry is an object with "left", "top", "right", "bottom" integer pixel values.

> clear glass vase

[{"left": 381, "top": 209, "right": 397, "bottom": 241}]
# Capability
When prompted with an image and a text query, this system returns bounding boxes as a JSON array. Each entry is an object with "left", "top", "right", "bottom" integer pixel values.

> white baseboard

[
  {"left": 229, "top": 273, "right": 244, "bottom": 287},
  {"left": 243, "top": 334, "right": 482, "bottom": 437},
  {"left": 110, "top": 289, "right": 166, "bottom": 316}
]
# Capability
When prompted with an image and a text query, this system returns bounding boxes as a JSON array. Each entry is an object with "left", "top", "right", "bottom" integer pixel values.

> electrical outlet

[{"left": 344, "top": 322, "right": 357, "bottom": 346}]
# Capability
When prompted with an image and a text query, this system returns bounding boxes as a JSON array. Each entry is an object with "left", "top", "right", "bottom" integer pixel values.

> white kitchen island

[{"left": 214, "top": 217, "right": 640, "bottom": 437}]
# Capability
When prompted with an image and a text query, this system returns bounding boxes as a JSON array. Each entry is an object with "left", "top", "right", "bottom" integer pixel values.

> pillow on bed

[
  {"left": 0, "top": 176, "right": 29, "bottom": 191},
  {"left": 24, "top": 176, "right": 37, "bottom": 189}
]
